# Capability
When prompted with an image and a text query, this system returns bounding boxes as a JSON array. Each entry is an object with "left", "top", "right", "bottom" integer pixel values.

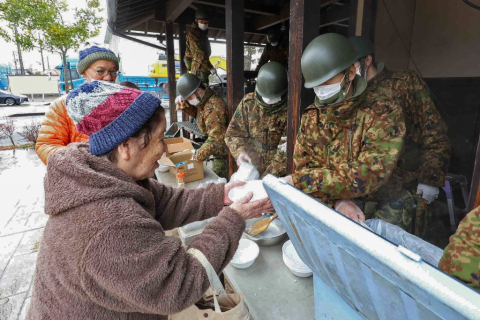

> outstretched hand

[{"left": 223, "top": 181, "right": 246, "bottom": 205}]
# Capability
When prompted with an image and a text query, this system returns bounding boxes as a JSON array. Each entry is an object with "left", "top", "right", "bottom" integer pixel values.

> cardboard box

[{"left": 160, "top": 138, "right": 204, "bottom": 183}]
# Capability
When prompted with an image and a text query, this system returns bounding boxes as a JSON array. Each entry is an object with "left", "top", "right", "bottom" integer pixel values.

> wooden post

[
  {"left": 349, "top": 0, "right": 377, "bottom": 41},
  {"left": 226, "top": 0, "right": 244, "bottom": 177},
  {"left": 166, "top": 21, "right": 177, "bottom": 124},
  {"left": 178, "top": 23, "right": 190, "bottom": 129},
  {"left": 286, "top": 0, "right": 320, "bottom": 175}
]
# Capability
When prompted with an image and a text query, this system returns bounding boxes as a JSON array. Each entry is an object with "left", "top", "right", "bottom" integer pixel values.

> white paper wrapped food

[
  {"left": 230, "top": 162, "right": 260, "bottom": 182},
  {"left": 228, "top": 180, "right": 268, "bottom": 202}
]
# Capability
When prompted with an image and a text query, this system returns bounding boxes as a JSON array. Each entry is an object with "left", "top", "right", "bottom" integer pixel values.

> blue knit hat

[
  {"left": 66, "top": 81, "right": 162, "bottom": 155},
  {"left": 77, "top": 46, "right": 120, "bottom": 74}
]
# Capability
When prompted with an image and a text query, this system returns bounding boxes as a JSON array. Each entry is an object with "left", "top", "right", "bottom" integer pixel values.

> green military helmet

[
  {"left": 267, "top": 28, "right": 281, "bottom": 44},
  {"left": 177, "top": 73, "right": 201, "bottom": 100},
  {"left": 348, "top": 36, "right": 375, "bottom": 60},
  {"left": 255, "top": 62, "right": 288, "bottom": 99},
  {"left": 195, "top": 8, "right": 209, "bottom": 20},
  {"left": 301, "top": 33, "right": 357, "bottom": 88}
]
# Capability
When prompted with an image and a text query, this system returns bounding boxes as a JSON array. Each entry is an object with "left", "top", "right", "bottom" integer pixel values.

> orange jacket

[{"left": 36, "top": 95, "right": 89, "bottom": 165}]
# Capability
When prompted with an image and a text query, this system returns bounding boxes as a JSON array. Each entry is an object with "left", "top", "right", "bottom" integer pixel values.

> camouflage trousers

[
  {"left": 364, "top": 189, "right": 431, "bottom": 239},
  {"left": 192, "top": 70, "right": 210, "bottom": 87},
  {"left": 212, "top": 157, "right": 228, "bottom": 179}
]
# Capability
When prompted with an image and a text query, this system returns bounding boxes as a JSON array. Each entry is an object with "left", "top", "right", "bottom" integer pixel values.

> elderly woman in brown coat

[{"left": 26, "top": 81, "right": 272, "bottom": 320}]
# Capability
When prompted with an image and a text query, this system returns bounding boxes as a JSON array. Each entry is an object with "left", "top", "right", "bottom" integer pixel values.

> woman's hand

[
  {"left": 230, "top": 192, "right": 274, "bottom": 220},
  {"left": 334, "top": 200, "right": 365, "bottom": 222},
  {"left": 223, "top": 181, "right": 246, "bottom": 205}
]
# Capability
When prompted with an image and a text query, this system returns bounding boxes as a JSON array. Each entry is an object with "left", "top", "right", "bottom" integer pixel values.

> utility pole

[
  {"left": 47, "top": 55, "right": 50, "bottom": 70},
  {"left": 13, "top": 26, "right": 25, "bottom": 75},
  {"left": 12, "top": 51, "right": 18, "bottom": 74},
  {"left": 38, "top": 34, "right": 45, "bottom": 72}
]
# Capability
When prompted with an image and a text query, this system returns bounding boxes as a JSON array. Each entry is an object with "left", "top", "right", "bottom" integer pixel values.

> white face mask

[
  {"left": 313, "top": 73, "right": 346, "bottom": 100},
  {"left": 198, "top": 23, "right": 208, "bottom": 31},
  {"left": 263, "top": 96, "right": 281, "bottom": 105},
  {"left": 189, "top": 97, "right": 200, "bottom": 106},
  {"left": 270, "top": 42, "right": 278, "bottom": 47},
  {"left": 355, "top": 66, "right": 361, "bottom": 76}
]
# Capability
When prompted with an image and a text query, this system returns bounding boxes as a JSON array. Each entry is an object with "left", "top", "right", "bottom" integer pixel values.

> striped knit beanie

[
  {"left": 77, "top": 46, "right": 119, "bottom": 74},
  {"left": 66, "top": 81, "right": 161, "bottom": 155}
]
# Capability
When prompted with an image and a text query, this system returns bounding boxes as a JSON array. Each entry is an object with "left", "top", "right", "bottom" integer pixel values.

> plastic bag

[
  {"left": 196, "top": 178, "right": 227, "bottom": 189},
  {"left": 230, "top": 162, "right": 260, "bottom": 182},
  {"left": 365, "top": 219, "right": 444, "bottom": 266},
  {"left": 228, "top": 180, "right": 268, "bottom": 202}
]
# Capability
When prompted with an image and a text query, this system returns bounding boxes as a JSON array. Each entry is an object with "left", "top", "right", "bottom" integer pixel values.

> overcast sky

[{"left": 0, "top": 0, "right": 227, "bottom": 76}]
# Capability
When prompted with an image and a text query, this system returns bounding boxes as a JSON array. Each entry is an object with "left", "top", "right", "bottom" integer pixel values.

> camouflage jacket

[
  {"left": 185, "top": 23, "right": 213, "bottom": 73},
  {"left": 293, "top": 76, "right": 406, "bottom": 205},
  {"left": 255, "top": 41, "right": 289, "bottom": 72},
  {"left": 439, "top": 206, "right": 480, "bottom": 291},
  {"left": 366, "top": 65, "right": 451, "bottom": 196},
  {"left": 225, "top": 92, "right": 287, "bottom": 176},
  {"left": 177, "top": 87, "right": 228, "bottom": 161}
]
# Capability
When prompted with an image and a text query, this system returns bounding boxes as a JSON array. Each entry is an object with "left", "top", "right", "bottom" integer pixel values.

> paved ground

[{"left": 0, "top": 148, "right": 47, "bottom": 319}]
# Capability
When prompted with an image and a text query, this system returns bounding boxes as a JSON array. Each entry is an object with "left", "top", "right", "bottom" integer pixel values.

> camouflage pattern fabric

[
  {"left": 367, "top": 189, "right": 430, "bottom": 238},
  {"left": 366, "top": 66, "right": 451, "bottom": 200},
  {"left": 225, "top": 92, "right": 287, "bottom": 176},
  {"left": 292, "top": 89, "right": 406, "bottom": 205},
  {"left": 177, "top": 87, "right": 228, "bottom": 162},
  {"left": 212, "top": 157, "right": 228, "bottom": 179},
  {"left": 265, "top": 143, "right": 288, "bottom": 178},
  {"left": 192, "top": 70, "right": 210, "bottom": 87},
  {"left": 439, "top": 206, "right": 480, "bottom": 291},
  {"left": 185, "top": 23, "right": 214, "bottom": 74},
  {"left": 255, "top": 41, "right": 289, "bottom": 72}
]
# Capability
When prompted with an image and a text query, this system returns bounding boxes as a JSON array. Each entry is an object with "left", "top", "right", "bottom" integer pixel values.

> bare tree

[
  {"left": 0, "top": 118, "right": 16, "bottom": 146},
  {"left": 19, "top": 121, "right": 41, "bottom": 144}
]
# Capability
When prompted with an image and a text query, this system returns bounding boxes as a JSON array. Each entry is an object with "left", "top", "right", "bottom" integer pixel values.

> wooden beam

[
  {"left": 287, "top": 0, "right": 320, "bottom": 175},
  {"left": 361, "top": 0, "right": 377, "bottom": 43},
  {"left": 320, "top": 17, "right": 349, "bottom": 28},
  {"left": 166, "top": 0, "right": 194, "bottom": 22},
  {"left": 194, "top": 0, "right": 277, "bottom": 16},
  {"left": 118, "top": 12, "right": 154, "bottom": 32},
  {"left": 226, "top": 0, "right": 244, "bottom": 177},
  {"left": 166, "top": 21, "right": 178, "bottom": 124},
  {"left": 255, "top": 3, "right": 290, "bottom": 31},
  {"left": 468, "top": 135, "right": 480, "bottom": 211},
  {"left": 348, "top": 0, "right": 358, "bottom": 36}
]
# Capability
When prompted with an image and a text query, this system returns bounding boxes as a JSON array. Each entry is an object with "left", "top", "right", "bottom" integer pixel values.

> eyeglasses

[{"left": 88, "top": 68, "right": 118, "bottom": 77}]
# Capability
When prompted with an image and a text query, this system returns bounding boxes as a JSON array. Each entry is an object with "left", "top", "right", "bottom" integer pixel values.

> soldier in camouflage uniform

[
  {"left": 439, "top": 206, "right": 480, "bottom": 291},
  {"left": 255, "top": 28, "right": 289, "bottom": 72},
  {"left": 283, "top": 34, "right": 406, "bottom": 211},
  {"left": 176, "top": 73, "right": 228, "bottom": 178},
  {"left": 349, "top": 36, "right": 451, "bottom": 237},
  {"left": 184, "top": 9, "right": 215, "bottom": 86},
  {"left": 225, "top": 62, "right": 288, "bottom": 176}
]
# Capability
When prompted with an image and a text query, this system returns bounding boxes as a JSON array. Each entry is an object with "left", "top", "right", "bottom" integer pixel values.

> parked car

[{"left": 0, "top": 90, "right": 28, "bottom": 106}]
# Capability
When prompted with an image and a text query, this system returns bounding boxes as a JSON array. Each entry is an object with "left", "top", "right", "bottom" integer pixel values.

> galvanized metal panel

[{"left": 263, "top": 175, "right": 480, "bottom": 320}]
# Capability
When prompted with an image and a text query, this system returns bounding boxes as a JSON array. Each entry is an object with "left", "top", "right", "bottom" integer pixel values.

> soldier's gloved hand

[
  {"left": 210, "top": 68, "right": 217, "bottom": 75},
  {"left": 175, "top": 95, "right": 183, "bottom": 105},
  {"left": 278, "top": 142, "right": 287, "bottom": 153},
  {"left": 417, "top": 183, "right": 439, "bottom": 204},
  {"left": 236, "top": 152, "right": 252, "bottom": 166},
  {"left": 334, "top": 200, "right": 365, "bottom": 222}
]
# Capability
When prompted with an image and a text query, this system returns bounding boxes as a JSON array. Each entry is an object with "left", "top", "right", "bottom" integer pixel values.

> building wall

[{"left": 374, "top": 0, "right": 480, "bottom": 77}]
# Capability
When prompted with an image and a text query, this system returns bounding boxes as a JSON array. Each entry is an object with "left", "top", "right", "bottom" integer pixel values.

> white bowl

[
  {"left": 230, "top": 239, "right": 260, "bottom": 269},
  {"left": 282, "top": 240, "right": 313, "bottom": 277}
]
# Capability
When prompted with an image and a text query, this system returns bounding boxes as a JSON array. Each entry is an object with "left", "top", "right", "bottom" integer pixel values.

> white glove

[
  {"left": 175, "top": 95, "right": 183, "bottom": 104},
  {"left": 417, "top": 183, "right": 439, "bottom": 204},
  {"left": 278, "top": 142, "right": 287, "bottom": 153},
  {"left": 210, "top": 68, "right": 217, "bottom": 75},
  {"left": 335, "top": 200, "right": 365, "bottom": 222},
  {"left": 236, "top": 152, "right": 252, "bottom": 166}
]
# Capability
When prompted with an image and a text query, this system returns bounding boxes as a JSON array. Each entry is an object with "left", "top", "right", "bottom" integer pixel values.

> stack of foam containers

[{"left": 282, "top": 240, "right": 313, "bottom": 277}]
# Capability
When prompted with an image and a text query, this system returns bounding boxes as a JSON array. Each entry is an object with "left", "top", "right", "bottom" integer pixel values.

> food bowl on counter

[
  {"left": 282, "top": 240, "right": 313, "bottom": 278},
  {"left": 244, "top": 215, "right": 288, "bottom": 247},
  {"left": 230, "top": 239, "right": 260, "bottom": 269}
]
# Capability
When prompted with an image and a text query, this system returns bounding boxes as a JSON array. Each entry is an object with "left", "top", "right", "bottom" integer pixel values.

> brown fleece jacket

[{"left": 26, "top": 143, "right": 245, "bottom": 320}]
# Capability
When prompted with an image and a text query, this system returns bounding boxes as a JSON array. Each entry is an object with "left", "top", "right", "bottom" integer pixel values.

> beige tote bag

[{"left": 171, "top": 248, "right": 250, "bottom": 320}]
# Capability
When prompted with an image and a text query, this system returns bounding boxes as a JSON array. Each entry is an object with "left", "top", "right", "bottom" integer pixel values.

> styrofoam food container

[
  {"left": 157, "top": 161, "right": 170, "bottom": 172},
  {"left": 282, "top": 240, "right": 313, "bottom": 277},
  {"left": 230, "top": 239, "right": 260, "bottom": 269},
  {"left": 228, "top": 180, "right": 268, "bottom": 202}
]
